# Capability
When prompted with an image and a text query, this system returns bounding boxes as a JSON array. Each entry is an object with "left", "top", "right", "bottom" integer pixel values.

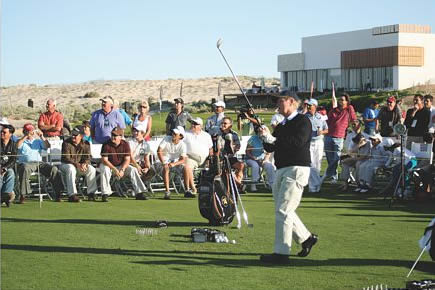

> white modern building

[{"left": 278, "top": 24, "right": 435, "bottom": 91}]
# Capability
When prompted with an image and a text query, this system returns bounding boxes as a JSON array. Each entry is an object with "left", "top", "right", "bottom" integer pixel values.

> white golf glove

[{"left": 258, "top": 125, "right": 276, "bottom": 144}]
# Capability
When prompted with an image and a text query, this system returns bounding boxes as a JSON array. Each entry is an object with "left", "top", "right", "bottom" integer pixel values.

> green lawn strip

[{"left": 1, "top": 191, "right": 434, "bottom": 289}]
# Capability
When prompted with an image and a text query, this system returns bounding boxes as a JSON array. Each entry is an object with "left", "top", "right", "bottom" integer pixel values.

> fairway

[{"left": 1, "top": 183, "right": 434, "bottom": 290}]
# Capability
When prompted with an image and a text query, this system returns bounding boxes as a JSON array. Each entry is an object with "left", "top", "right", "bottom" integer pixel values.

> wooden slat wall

[{"left": 341, "top": 46, "right": 423, "bottom": 68}]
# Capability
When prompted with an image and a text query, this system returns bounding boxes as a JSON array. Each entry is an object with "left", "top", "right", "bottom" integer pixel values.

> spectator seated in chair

[
  {"left": 59, "top": 126, "right": 98, "bottom": 202},
  {"left": 99, "top": 126, "right": 149, "bottom": 202},
  {"left": 157, "top": 126, "right": 189, "bottom": 200},
  {"left": 128, "top": 125, "right": 155, "bottom": 185},
  {"left": 16, "top": 123, "right": 64, "bottom": 203},
  {"left": 1, "top": 124, "right": 17, "bottom": 206},
  {"left": 245, "top": 132, "right": 276, "bottom": 192}
]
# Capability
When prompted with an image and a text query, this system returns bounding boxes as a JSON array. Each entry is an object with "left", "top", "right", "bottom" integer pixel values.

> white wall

[
  {"left": 301, "top": 29, "right": 399, "bottom": 70},
  {"left": 397, "top": 33, "right": 435, "bottom": 89}
]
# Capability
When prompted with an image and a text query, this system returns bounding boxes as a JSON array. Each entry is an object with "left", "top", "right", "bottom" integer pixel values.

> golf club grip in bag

[{"left": 198, "top": 156, "right": 236, "bottom": 226}]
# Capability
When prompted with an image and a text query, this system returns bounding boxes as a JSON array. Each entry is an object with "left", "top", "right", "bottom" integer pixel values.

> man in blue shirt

[
  {"left": 363, "top": 100, "right": 379, "bottom": 135},
  {"left": 90, "top": 96, "right": 126, "bottom": 144},
  {"left": 16, "top": 123, "right": 64, "bottom": 203}
]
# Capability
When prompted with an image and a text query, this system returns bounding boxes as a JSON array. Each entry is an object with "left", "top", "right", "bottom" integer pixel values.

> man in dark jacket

[
  {"left": 404, "top": 94, "right": 430, "bottom": 148},
  {"left": 376, "top": 96, "right": 401, "bottom": 137},
  {"left": 60, "top": 126, "right": 97, "bottom": 202},
  {"left": 259, "top": 91, "right": 318, "bottom": 264},
  {"left": 1, "top": 124, "right": 17, "bottom": 206}
]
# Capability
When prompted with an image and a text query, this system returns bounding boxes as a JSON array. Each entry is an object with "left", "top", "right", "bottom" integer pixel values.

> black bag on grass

[{"left": 198, "top": 156, "right": 236, "bottom": 226}]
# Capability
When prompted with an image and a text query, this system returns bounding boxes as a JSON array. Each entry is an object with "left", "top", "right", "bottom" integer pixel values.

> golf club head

[
  {"left": 242, "top": 212, "right": 249, "bottom": 225},
  {"left": 216, "top": 38, "right": 223, "bottom": 49}
]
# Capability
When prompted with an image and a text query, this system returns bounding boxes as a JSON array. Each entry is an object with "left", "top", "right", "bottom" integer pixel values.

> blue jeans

[
  {"left": 0, "top": 168, "right": 15, "bottom": 194},
  {"left": 324, "top": 136, "right": 344, "bottom": 180}
]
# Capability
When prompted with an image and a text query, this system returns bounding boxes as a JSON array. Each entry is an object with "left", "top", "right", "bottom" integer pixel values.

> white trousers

[
  {"left": 59, "top": 163, "right": 98, "bottom": 196},
  {"left": 358, "top": 159, "right": 385, "bottom": 186},
  {"left": 308, "top": 139, "right": 324, "bottom": 191},
  {"left": 100, "top": 164, "right": 147, "bottom": 195},
  {"left": 272, "top": 166, "right": 311, "bottom": 255},
  {"left": 245, "top": 159, "right": 276, "bottom": 186}
]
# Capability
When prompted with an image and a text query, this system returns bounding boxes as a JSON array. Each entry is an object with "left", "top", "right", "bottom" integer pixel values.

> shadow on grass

[
  {"left": 1, "top": 218, "right": 209, "bottom": 227},
  {"left": 2, "top": 244, "right": 434, "bottom": 274}
]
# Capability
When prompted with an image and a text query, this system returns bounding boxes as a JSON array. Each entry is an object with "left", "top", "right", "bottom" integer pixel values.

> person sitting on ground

[
  {"left": 183, "top": 117, "right": 213, "bottom": 197},
  {"left": 128, "top": 125, "right": 155, "bottom": 185},
  {"left": 165, "top": 98, "right": 192, "bottom": 135},
  {"left": 305, "top": 99, "right": 328, "bottom": 193},
  {"left": 217, "top": 117, "right": 245, "bottom": 191},
  {"left": 82, "top": 121, "right": 93, "bottom": 143},
  {"left": 100, "top": 127, "right": 149, "bottom": 202},
  {"left": 0, "top": 124, "right": 17, "bottom": 206},
  {"left": 157, "top": 126, "right": 188, "bottom": 200},
  {"left": 376, "top": 96, "right": 401, "bottom": 137},
  {"left": 132, "top": 100, "right": 152, "bottom": 141},
  {"left": 205, "top": 101, "right": 226, "bottom": 134},
  {"left": 339, "top": 132, "right": 371, "bottom": 191},
  {"left": 60, "top": 126, "right": 98, "bottom": 202},
  {"left": 363, "top": 100, "right": 379, "bottom": 135},
  {"left": 38, "top": 98, "right": 64, "bottom": 139},
  {"left": 356, "top": 133, "right": 389, "bottom": 193},
  {"left": 16, "top": 123, "right": 64, "bottom": 203},
  {"left": 245, "top": 132, "right": 276, "bottom": 192},
  {"left": 404, "top": 94, "right": 430, "bottom": 147}
]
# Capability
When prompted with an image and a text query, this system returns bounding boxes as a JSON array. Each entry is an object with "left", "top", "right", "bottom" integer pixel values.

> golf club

[
  {"left": 230, "top": 171, "right": 250, "bottom": 226},
  {"left": 225, "top": 157, "right": 241, "bottom": 229}
]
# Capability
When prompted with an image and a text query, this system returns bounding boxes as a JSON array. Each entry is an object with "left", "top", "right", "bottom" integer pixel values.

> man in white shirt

[
  {"left": 157, "top": 126, "right": 188, "bottom": 200},
  {"left": 184, "top": 117, "right": 213, "bottom": 197}
]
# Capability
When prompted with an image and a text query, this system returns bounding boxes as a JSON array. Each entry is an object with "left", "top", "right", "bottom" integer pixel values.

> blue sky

[{"left": 1, "top": 0, "right": 434, "bottom": 86}]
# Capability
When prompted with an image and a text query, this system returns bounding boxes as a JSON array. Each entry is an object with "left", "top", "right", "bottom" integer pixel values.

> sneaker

[
  {"left": 329, "top": 178, "right": 338, "bottom": 184},
  {"left": 88, "top": 194, "right": 96, "bottom": 202},
  {"left": 297, "top": 234, "right": 318, "bottom": 257},
  {"left": 359, "top": 188, "right": 369, "bottom": 193},
  {"left": 354, "top": 187, "right": 362, "bottom": 192},
  {"left": 184, "top": 190, "right": 196, "bottom": 198},
  {"left": 68, "top": 195, "right": 81, "bottom": 203},
  {"left": 250, "top": 184, "right": 257, "bottom": 192},
  {"left": 102, "top": 194, "right": 109, "bottom": 202},
  {"left": 15, "top": 195, "right": 25, "bottom": 204},
  {"left": 135, "top": 193, "right": 149, "bottom": 200},
  {"left": 164, "top": 192, "right": 171, "bottom": 200}
]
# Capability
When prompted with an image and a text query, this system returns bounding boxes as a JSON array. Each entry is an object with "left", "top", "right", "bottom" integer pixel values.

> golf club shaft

[
  {"left": 226, "top": 157, "right": 241, "bottom": 227},
  {"left": 407, "top": 244, "right": 428, "bottom": 277},
  {"left": 229, "top": 170, "right": 248, "bottom": 225}
]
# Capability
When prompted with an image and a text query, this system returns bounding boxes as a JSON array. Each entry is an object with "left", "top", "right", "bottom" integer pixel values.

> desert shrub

[{"left": 83, "top": 91, "right": 101, "bottom": 99}]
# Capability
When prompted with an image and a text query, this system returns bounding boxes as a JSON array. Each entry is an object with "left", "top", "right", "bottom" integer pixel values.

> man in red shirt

[
  {"left": 38, "top": 99, "right": 64, "bottom": 138},
  {"left": 322, "top": 93, "right": 357, "bottom": 183}
]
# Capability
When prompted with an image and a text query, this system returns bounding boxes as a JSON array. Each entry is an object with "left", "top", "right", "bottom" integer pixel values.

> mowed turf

[{"left": 1, "top": 183, "right": 434, "bottom": 290}]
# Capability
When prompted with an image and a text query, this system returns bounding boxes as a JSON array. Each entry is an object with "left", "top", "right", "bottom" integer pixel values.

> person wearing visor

[
  {"left": 60, "top": 126, "right": 97, "bottom": 202},
  {"left": 157, "top": 126, "right": 188, "bottom": 200},
  {"left": 90, "top": 96, "right": 125, "bottom": 144},
  {"left": 100, "top": 127, "right": 149, "bottom": 202},
  {"left": 305, "top": 98, "right": 328, "bottom": 192},
  {"left": 205, "top": 100, "right": 226, "bottom": 135},
  {"left": 165, "top": 98, "right": 192, "bottom": 135}
]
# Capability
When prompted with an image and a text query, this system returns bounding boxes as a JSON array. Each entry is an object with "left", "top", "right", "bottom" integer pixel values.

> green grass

[{"left": 1, "top": 184, "right": 434, "bottom": 290}]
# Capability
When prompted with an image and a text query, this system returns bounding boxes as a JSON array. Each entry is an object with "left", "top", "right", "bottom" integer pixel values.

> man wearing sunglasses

[
  {"left": 60, "top": 126, "right": 97, "bottom": 202},
  {"left": 376, "top": 96, "right": 401, "bottom": 137},
  {"left": 90, "top": 96, "right": 126, "bottom": 144},
  {"left": 100, "top": 127, "right": 148, "bottom": 202}
]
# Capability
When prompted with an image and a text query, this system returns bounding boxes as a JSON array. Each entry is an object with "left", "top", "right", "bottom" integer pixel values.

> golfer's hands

[{"left": 258, "top": 125, "right": 276, "bottom": 144}]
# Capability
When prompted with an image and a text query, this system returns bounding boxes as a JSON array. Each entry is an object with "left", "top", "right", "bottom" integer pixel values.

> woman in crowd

[{"left": 132, "top": 100, "right": 152, "bottom": 141}]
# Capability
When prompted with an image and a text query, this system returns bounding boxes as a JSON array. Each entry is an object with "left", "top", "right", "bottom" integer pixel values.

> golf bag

[{"left": 198, "top": 154, "right": 236, "bottom": 226}]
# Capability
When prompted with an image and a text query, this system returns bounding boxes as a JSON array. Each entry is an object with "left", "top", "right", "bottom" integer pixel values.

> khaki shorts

[{"left": 186, "top": 158, "right": 200, "bottom": 170}]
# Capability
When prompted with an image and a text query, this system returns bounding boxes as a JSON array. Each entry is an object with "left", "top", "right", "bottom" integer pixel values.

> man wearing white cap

[
  {"left": 128, "top": 124, "right": 154, "bottom": 187},
  {"left": 157, "top": 126, "right": 188, "bottom": 199},
  {"left": 205, "top": 101, "right": 226, "bottom": 135},
  {"left": 305, "top": 99, "right": 328, "bottom": 192},
  {"left": 357, "top": 132, "right": 389, "bottom": 193},
  {"left": 90, "top": 96, "right": 126, "bottom": 144},
  {"left": 184, "top": 117, "right": 213, "bottom": 197}
]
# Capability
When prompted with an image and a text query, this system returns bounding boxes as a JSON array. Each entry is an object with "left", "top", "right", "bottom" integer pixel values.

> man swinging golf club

[{"left": 259, "top": 90, "right": 318, "bottom": 264}]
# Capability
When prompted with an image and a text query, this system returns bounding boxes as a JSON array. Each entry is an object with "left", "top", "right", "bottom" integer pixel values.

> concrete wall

[
  {"left": 301, "top": 29, "right": 399, "bottom": 70},
  {"left": 277, "top": 53, "right": 304, "bottom": 72},
  {"left": 397, "top": 33, "right": 435, "bottom": 89}
]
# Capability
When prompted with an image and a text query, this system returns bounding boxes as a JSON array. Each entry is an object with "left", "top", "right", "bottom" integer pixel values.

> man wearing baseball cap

[
  {"left": 157, "top": 126, "right": 188, "bottom": 199},
  {"left": 376, "top": 96, "right": 401, "bottom": 137},
  {"left": 100, "top": 126, "right": 149, "bottom": 202},
  {"left": 305, "top": 98, "right": 328, "bottom": 192},
  {"left": 16, "top": 123, "right": 64, "bottom": 203},
  {"left": 165, "top": 98, "right": 192, "bottom": 136},
  {"left": 90, "top": 95, "right": 126, "bottom": 144},
  {"left": 183, "top": 117, "right": 213, "bottom": 197},
  {"left": 205, "top": 101, "right": 226, "bottom": 134}
]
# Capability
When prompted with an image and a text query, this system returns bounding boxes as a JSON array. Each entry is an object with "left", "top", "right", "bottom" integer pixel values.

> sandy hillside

[{"left": 0, "top": 76, "right": 279, "bottom": 110}]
